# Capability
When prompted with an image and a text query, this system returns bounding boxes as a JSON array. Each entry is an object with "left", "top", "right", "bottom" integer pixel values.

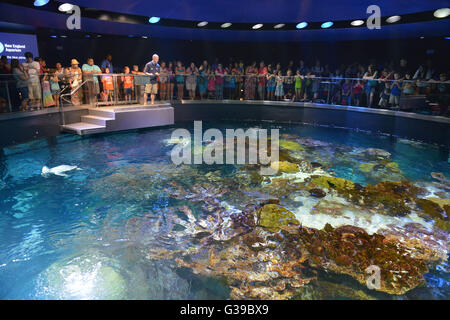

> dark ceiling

[{"left": 0, "top": 0, "right": 449, "bottom": 41}]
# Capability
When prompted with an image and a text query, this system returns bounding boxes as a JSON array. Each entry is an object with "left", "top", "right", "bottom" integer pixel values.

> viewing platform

[{"left": 61, "top": 103, "right": 174, "bottom": 135}]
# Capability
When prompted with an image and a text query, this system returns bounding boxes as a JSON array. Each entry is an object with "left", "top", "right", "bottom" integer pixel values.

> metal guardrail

[{"left": 0, "top": 73, "right": 449, "bottom": 117}]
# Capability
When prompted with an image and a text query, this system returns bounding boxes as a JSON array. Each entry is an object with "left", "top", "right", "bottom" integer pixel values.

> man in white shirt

[{"left": 22, "top": 52, "right": 42, "bottom": 109}]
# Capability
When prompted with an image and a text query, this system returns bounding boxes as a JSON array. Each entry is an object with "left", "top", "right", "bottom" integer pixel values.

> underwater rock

[
  {"left": 415, "top": 198, "right": 447, "bottom": 221},
  {"left": 427, "top": 197, "right": 450, "bottom": 210},
  {"left": 271, "top": 161, "right": 300, "bottom": 174},
  {"left": 364, "top": 148, "right": 391, "bottom": 158},
  {"left": 311, "top": 200, "right": 346, "bottom": 216},
  {"left": 297, "top": 138, "right": 331, "bottom": 148},
  {"left": 431, "top": 172, "right": 450, "bottom": 186},
  {"left": 385, "top": 162, "right": 401, "bottom": 173},
  {"left": 359, "top": 163, "right": 376, "bottom": 173},
  {"left": 279, "top": 140, "right": 304, "bottom": 152},
  {"left": 310, "top": 176, "right": 356, "bottom": 193},
  {"left": 303, "top": 224, "right": 429, "bottom": 296},
  {"left": 256, "top": 204, "right": 300, "bottom": 231},
  {"left": 309, "top": 188, "right": 327, "bottom": 198}
]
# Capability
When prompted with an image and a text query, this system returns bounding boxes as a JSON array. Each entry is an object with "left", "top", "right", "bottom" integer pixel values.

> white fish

[{"left": 41, "top": 165, "right": 80, "bottom": 177}]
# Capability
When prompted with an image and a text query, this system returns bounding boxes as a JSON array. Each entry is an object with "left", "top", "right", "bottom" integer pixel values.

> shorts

[
  {"left": 186, "top": 81, "right": 197, "bottom": 91},
  {"left": 18, "top": 87, "right": 29, "bottom": 100},
  {"left": 389, "top": 95, "right": 400, "bottom": 105},
  {"left": 28, "top": 83, "right": 42, "bottom": 100},
  {"left": 124, "top": 88, "right": 133, "bottom": 95},
  {"left": 267, "top": 86, "right": 275, "bottom": 92},
  {"left": 145, "top": 83, "right": 158, "bottom": 95}
]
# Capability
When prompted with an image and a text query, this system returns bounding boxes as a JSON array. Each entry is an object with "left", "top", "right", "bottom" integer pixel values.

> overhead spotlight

[
  {"left": 296, "top": 22, "right": 308, "bottom": 29},
  {"left": 434, "top": 8, "right": 450, "bottom": 18},
  {"left": 197, "top": 21, "right": 208, "bottom": 27},
  {"left": 96, "top": 35, "right": 102, "bottom": 38},
  {"left": 351, "top": 20, "right": 365, "bottom": 26},
  {"left": 142, "top": 36, "right": 148, "bottom": 39},
  {"left": 58, "top": 3, "right": 74, "bottom": 12},
  {"left": 34, "top": 0, "right": 49, "bottom": 6},
  {"left": 386, "top": 15, "right": 401, "bottom": 23},
  {"left": 321, "top": 21, "right": 334, "bottom": 28},
  {"left": 149, "top": 17, "right": 161, "bottom": 24},
  {"left": 221, "top": 23, "right": 232, "bottom": 28},
  {"left": 252, "top": 24, "right": 263, "bottom": 30},
  {"left": 420, "top": 36, "right": 425, "bottom": 39},
  {"left": 274, "top": 24, "right": 285, "bottom": 29},
  {"left": 60, "top": 35, "right": 67, "bottom": 38}
]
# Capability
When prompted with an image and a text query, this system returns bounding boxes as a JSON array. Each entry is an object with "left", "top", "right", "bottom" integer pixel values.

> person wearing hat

[{"left": 68, "top": 59, "right": 83, "bottom": 105}]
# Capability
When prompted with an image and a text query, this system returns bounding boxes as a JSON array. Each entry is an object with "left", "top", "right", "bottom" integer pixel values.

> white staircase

[
  {"left": 62, "top": 108, "right": 115, "bottom": 135},
  {"left": 61, "top": 104, "right": 174, "bottom": 135}
]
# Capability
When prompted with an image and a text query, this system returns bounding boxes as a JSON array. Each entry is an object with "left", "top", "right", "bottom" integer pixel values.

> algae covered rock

[
  {"left": 359, "top": 163, "right": 376, "bottom": 173},
  {"left": 279, "top": 140, "right": 304, "bottom": 152},
  {"left": 310, "top": 176, "right": 355, "bottom": 193},
  {"left": 271, "top": 161, "right": 300, "bottom": 174},
  {"left": 257, "top": 204, "right": 300, "bottom": 231}
]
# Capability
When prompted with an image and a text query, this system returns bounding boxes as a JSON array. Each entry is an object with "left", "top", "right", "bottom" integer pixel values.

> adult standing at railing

[
  {"left": 257, "top": 61, "right": 268, "bottom": 101},
  {"left": 143, "top": 54, "right": 160, "bottom": 105},
  {"left": 186, "top": 62, "right": 199, "bottom": 100},
  {"left": 82, "top": 58, "right": 102, "bottom": 105},
  {"left": 101, "top": 54, "right": 114, "bottom": 74},
  {"left": 22, "top": 52, "right": 42, "bottom": 110},
  {"left": 198, "top": 60, "right": 208, "bottom": 100},
  {"left": 244, "top": 62, "right": 258, "bottom": 100},
  {"left": 11, "top": 59, "right": 29, "bottom": 111},
  {"left": 67, "top": 59, "right": 82, "bottom": 106}
]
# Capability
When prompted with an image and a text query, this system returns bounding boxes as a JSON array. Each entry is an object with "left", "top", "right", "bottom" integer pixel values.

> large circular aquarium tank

[{"left": 0, "top": 120, "right": 449, "bottom": 300}]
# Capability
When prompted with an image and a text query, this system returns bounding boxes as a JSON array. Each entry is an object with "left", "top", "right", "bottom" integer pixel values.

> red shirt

[
  {"left": 122, "top": 75, "right": 134, "bottom": 89},
  {"left": 258, "top": 67, "right": 268, "bottom": 86}
]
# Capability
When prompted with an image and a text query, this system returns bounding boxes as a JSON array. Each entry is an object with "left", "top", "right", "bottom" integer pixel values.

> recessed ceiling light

[
  {"left": 351, "top": 20, "right": 365, "bottom": 26},
  {"left": 142, "top": 36, "right": 148, "bottom": 39},
  {"left": 420, "top": 36, "right": 425, "bottom": 39},
  {"left": 221, "top": 23, "right": 232, "bottom": 28},
  {"left": 197, "top": 21, "right": 208, "bottom": 27},
  {"left": 58, "top": 3, "right": 74, "bottom": 12},
  {"left": 274, "top": 24, "right": 285, "bottom": 29},
  {"left": 321, "top": 21, "right": 334, "bottom": 29},
  {"left": 386, "top": 16, "right": 401, "bottom": 23},
  {"left": 34, "top": 0, "right": 49, "bottom": 6},
  {"left": 50, "top": 35, "right": 57, "bottom": 38},
  {"left": 96, "top": 35, "right": 102, "bottom": 38},
  {"left": 252, "top": 24, "right": 263, "bottom": 30},
  {"left": 434, "top": 8, "right": 450, "bottom": 18},
  {"left": 60, "top": 35, "right": 67, "bottom": 38},
  {"left": 85, "top": 35, "right": 91, "bottom": 38},
  {"left": 149, "top": 17, "right": 161, "bottom": 24},
  {"left": 445, "top": 36, "right": 450, "bottom": 40},
  {"left": 296, "top": 22, "right": 308, "bottom": 29}
]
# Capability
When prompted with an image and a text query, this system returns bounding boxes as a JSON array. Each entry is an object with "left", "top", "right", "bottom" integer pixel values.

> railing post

[{"left": 5, "top": 81, "right": 12, "bottom": 113}]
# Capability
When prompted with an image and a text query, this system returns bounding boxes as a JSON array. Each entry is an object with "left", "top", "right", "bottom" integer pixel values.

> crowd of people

[{"left": 0, "top": 52, "right": 448, "bottom": 116}]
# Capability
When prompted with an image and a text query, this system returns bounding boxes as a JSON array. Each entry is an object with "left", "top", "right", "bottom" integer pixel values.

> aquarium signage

[{"left": 0, "top": 32, "right": 39, "bottom": 61}]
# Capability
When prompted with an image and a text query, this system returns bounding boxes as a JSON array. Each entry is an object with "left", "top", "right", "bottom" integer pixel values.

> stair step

[
  {"left": 62, "top": 122, "right": 106, "bottom": 135},
  {"left": 88, "top": 108, "right": 116, "bottom": 119},
  {"left": 81, "top": 115, "right": 114, "bottom": 126}
]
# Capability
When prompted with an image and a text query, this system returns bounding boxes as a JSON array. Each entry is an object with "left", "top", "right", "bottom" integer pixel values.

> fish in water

[{"left": 41, "top": 165, "right": 80, "bottom": 177}]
